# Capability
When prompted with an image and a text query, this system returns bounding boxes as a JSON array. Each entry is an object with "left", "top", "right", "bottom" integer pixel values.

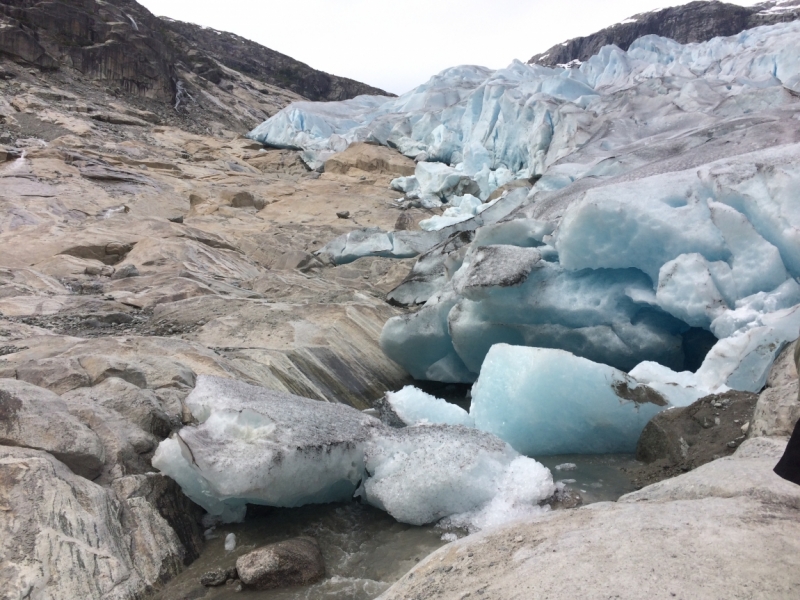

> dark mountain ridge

[
  {"left": 0, "top": 0, "right": 389, "bottom": 107},
  {"left": 529, "top": 0, "right": 800, "bottom": 67}
]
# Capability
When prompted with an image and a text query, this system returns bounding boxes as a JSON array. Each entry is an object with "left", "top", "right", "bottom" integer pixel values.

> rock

[
  {"left": 201, "top": 567, "right": 237, "bottom": 587},
  {"left": 235, "top": 537, "right": 325, "bottom": 590},
  {"left": 61, "top": 377, "right": 175, "bottom": 437},
  {"left": 336, "top": 210, "right": 350, "bottom": 219},
  {"left": 222, "top": 190, "right": 266, "bottom": 210},
  {"left": 380, "top": 450, "right": 800, "bottom": 600},
  {"left": 528, "top": 1, "right": 800, "bottom": 67},
  {"left": 0, "top": 446, "right": 187, "bottom": 599},
  {"left": 0, "top": 378, "right": 105, "bottom": 479},
  {"left": 112, "top": 264, "right": 140, "bottom": 280},
  {"left": 112, "top": 473, "right": 205, "bottom": 564},
  {"left": 630, "top": 390, "right": 758, "bottom": 486},
  {"left": 750, "top": 341, "right": 800, "bottom": 438},
  {"left": 324, "top": 142, "right": 416, "bottom": 177},
  {"left": 394, "top": 211, "right": 415, "bottom": 231}
]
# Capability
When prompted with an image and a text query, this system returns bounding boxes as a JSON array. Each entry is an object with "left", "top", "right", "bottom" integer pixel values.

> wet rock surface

[
  {"left": 628, "top": 390, "right": 759, "bottom": 487},
  {"left": 236, "top": 537, "right": 325, "bottom": 591}
]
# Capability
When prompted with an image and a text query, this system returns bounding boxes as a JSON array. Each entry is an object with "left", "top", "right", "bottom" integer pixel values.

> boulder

[
  {"left": 0, "top": 446, "right": 187, "bottom": 599},
  {"left": 0, "top": 378, "right": 105, "bottom": 479},
  {"left": 631, "top": 390, "right": 758, "bottom": 486},
  {"left": 750, "top": 341, "right": 800, "bottom": 438},
  {"left": 235, "top": 537, "right": 325, "bottom": 590}
]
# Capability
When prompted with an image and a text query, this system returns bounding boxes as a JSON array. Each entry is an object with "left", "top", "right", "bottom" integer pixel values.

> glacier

[
  {"left": 153, "top": 376, "right": 555, "bottom": 529},
  {"left": 248, "top": 20, "right": 800, "bottom": 406}
]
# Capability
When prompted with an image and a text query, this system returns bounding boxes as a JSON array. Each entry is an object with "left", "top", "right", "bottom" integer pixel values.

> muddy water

[{"left": 153, "top": 454, "right": 640, "bottom": 600}]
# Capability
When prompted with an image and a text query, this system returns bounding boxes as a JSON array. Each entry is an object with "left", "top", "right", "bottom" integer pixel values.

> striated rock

[
  {"left": 112, "top": 473, "right": 204, "bottom": 565},
  {"left": 0, "top": 378, "right": 105, "bottom": 479},
  {"left": 750, "top": 341, "right": 800, "bottom": 438},
  {"left": 0, "top": 446, "right": 187, "bottom": 599},
  {"left": 236, "top": 537, "right": 325, "bottom": 590}
]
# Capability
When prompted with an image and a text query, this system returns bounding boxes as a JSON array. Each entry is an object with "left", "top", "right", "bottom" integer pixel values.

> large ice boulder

[
  {"left": 470, "top": 345, "right": 673, "bottom": 455},
  {"left": 360, "top": 424, "right": 554, "bottom": 530},
  {"left": 152, "top": 376, "right": 384, "bottom": 522}
]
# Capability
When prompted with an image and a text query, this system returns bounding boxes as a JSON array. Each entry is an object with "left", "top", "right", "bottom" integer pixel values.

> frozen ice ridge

[{"left": 153, "top": 376, "right": 554, "bottom": 530}]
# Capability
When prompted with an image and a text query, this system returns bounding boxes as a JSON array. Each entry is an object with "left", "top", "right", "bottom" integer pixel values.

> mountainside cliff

[
  {"left": 529, "top": 0, "right": 800, "bottom": 67},
  {"left": 0, "top": 0, "right": 390, "bottom": 133}
]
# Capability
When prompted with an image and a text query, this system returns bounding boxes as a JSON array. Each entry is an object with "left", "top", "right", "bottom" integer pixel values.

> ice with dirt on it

[
  {"left": 360, "top": 424, "right": 554, "bottom": 529},
  {"left": 470, "top": 344, "right": 673, "bottom": 456},
  {"left": 382, "top": 385, "right": 473, "bottom": 427},
  {"left": 151, "top": 375, "right": 383, "bottom": 523}
]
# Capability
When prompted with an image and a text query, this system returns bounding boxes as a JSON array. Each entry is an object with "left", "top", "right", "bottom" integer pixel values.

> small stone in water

[{"left": 200, "top": 567, "right": 236, "bottom": 587}]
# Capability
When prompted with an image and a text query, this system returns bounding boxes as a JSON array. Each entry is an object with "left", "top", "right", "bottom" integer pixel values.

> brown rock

[
  {"left": 324, "top": 142, "right": 415, "bottom": 177},
  {"left": 630, "top": 390, "right": 759, "bottom": 486},
  {"left": 236, "top": 537, "right": 325, "bottom": 590}
]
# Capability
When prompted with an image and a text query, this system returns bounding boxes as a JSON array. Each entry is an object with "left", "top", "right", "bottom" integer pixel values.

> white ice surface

[
  {"left": 383, "top": 385, "right": 474, "bottom": 427},
  {"left": 360, "top": 424, "right": 554, "bottom": 528},
  {"left": 152, "top": 376, "right": 382, "bottom": 522}
]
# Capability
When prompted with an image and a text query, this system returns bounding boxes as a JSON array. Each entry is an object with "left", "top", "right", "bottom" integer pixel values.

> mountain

[
  {"left": 528, "top": 0, "right": 800, "bottom": 67},
  {"left": 0, "top": 0, "right": 390, "bottom": 133}
]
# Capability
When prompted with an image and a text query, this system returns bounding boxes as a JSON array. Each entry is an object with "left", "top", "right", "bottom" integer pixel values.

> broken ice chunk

[
  {"left": 152, "top": 376, "right": 383, "bottom": 522},
  {"left": 360, "top": 424, "right": 554, "bottom": 528},
  {"left": 470, "top": 344, "right": 670, "bottom": 455},
  {"left": 378, "top": 385, "right": 473, "bottom": 427}
]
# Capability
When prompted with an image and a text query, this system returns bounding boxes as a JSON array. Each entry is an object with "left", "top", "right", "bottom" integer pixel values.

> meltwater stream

[{"left": 153, "top": 454, "right": 639, "bottom": 600}]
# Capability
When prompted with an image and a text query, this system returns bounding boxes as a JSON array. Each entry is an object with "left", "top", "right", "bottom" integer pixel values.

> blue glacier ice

[
  {"left": 469, "top": 345, "right": 672, "bottom": 455},
  {"left": 249, "top": 21, "right": 800, "bottom": 453}
]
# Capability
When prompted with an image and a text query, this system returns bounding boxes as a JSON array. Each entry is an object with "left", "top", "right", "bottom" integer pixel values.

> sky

[{"left": 139, "top": 0, "right": 765, "bottom": 96}]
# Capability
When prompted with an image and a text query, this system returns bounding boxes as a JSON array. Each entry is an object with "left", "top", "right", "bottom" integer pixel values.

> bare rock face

[
  {"left": 750, "top": 341, "right": 800, "bottom": 438},
  {"left": 0, "top": 446, "right": 188, "bottom": 599},
  {"left": 236, "top": 537, "right": 325, "bottom": 591},
  {"left": 0, "top": 378, "right": 105, "bottom": 479},
  {"left": 324, "top": 143, "right": 416, "bottom": 179}
]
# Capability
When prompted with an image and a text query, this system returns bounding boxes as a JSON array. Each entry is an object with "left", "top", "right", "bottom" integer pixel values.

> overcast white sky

[{"left": 139, "top": 0, "right": 763, "bottom": 95}]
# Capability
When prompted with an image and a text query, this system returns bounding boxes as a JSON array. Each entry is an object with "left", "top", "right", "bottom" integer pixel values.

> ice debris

[
  {"left": 152, "top": 376, "right": 382, "bottom": 522},
  {"left": 153, "top": 376, "right": 555, "bottom": 530},
  {"left": 359, "top": 424, "right": 554, "bottom": 528},
  {"left": 379, "top": 385, "right": 473, "bottom": 427},
  {"left": 470, "top": 345, "right": 671, "bottom": 455}
]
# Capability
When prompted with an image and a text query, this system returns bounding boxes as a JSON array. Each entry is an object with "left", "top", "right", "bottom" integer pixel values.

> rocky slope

[
  {"left": 529, "top": 0, "right": 800, "bottom": 67},
  {"left": 0, "top": 4, "right": 422, "bottom": 594},
  {"left": 0, "top": 0, "right": 390, "bottom": 136}
]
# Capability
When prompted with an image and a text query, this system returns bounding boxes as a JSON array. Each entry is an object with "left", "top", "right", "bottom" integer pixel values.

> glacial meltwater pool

[{"left": 152, "top": 454, "right": 640, "bottom": 600}]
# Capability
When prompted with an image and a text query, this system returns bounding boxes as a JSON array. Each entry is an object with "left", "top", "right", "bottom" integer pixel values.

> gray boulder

[
  {"left": 0, "top": 446, "right": 188, "bottom": 600},
  {"left": 0, "top": 378, "right": 104, "bottom": 479},
  {"left": 750, "top": 341, "right": 800, "bottom": 438},
  {"left": 236, "top": 537, "right": 325, "bottom": 590}
]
